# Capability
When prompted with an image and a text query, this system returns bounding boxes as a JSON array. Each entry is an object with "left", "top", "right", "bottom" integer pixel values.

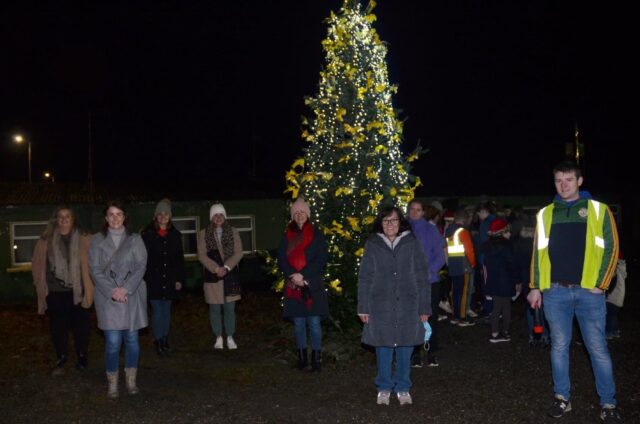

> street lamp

[
  {"left": 13, "top": 134, "right": 32, "bottom": 184},
  {"left": 43, "top": 171, "right": 55, "bottom": 183}
]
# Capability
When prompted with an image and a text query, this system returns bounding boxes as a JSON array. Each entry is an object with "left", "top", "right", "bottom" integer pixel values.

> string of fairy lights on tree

[{"left": 265, "top": 0, "right": 424, "bottom": 319}]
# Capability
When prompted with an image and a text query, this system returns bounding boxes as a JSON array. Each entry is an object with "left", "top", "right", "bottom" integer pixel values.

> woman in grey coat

[
  {"left": 358, "top": 205, "right": 431, "bottom": 406},
  {"left": 89, "top": 201, "right": 148, "bottom": 399}
]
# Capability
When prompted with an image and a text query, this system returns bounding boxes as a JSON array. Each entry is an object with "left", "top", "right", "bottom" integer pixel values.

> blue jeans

[
  {"left": 375, "top": 346, "right": 413, "bottom": 393},
  {"left": 150, "top": 299, "right": 172, "bottom": 341},
  {"left": 103, "top": 330, "right": 140, "bottom": 372},
  {"left": 293, "top": 316, "right": 322, "bottom": 350},
  {"left": 209, "top": 302, "right": 236, "bottom": 337},
  {"left": 543, "top": 284, "right": 616, "bottom": 406}
]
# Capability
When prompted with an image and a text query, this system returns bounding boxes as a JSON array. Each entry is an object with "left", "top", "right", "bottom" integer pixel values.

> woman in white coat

[{"left": 89, "top": 201, "right": 148, "bottom": 399}]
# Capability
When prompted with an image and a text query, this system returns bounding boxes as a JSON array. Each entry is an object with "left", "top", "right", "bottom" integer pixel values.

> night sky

[{"left": 1, "top": 1, "right": 634, "bottom": 197}]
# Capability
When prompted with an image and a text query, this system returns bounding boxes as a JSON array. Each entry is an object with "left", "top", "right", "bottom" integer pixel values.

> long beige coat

[
  {"left": 31, "top": 232, "right": 94, "bottom": 315},
  {"left": 197, "top": 227, "right": 243, "bottom": 304}
]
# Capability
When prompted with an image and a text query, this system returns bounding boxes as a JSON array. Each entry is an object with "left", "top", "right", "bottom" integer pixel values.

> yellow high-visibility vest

[
  {"left": 447, "top": 228, "right": 465, "bottom": 257},
  {"left": 536, "top": 200, "right": 606, "bottom": 290}
]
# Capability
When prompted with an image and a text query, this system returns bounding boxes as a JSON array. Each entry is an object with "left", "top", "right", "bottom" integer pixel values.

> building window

[
  {"left": 10, "top": 221, "right": 48, "bottom": 265},
  {"left": 172, "top": 216, "right": 199, "bottom": 258},
  {"left": 227, "top": 215, "right": 256, "bottom": 255}
]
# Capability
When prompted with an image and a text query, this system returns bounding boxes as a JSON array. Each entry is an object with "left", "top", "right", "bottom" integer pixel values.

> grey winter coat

[
  {"left": 89, "top": 232, "right": 148, "bottom": 331},
  {"left": 358, "top": 232, "right": 431, "bottom": 347}
]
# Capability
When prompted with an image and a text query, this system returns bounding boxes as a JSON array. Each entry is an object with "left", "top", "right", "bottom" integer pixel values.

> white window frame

[
  {"left": 10, "top": 221, "right": 48, "bottom": 266},
  {"left": 172, "top": 216, "right": 200, "bottom": 259},
  {"left": 227, "top": 215, "right": 256, "bottom": 255}
]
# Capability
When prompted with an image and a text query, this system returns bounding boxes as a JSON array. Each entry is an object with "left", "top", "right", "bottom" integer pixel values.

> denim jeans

[
  {"left": 209, "top": 301, "right": 236, "bottom": 337},
  {"left": 543, "top": 284, "right": 616, "bottom": 406},
  {"left": 293, "top": 316, "right": 322, "bottom": 350},
  {"left": 150, "top": 299, "right": 172, "bottom": 341},
  {"left": 375, "top": 346, "right": 413, "bottom": 392},
  {"left": 103, "top": 330, "right": 140, "bottom": 372}
]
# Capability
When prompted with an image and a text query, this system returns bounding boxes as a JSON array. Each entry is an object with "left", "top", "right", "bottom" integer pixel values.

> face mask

[{"left": 424, "top": 321, "right": 432, "bottom": 342}]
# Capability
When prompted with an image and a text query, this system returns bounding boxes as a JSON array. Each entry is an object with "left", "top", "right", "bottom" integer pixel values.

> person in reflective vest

[
  {"left": 444, "top": 208, "right": 476, "bottom": 327},
  {"left": 527, "top": 161, "right": 620, "bottom": 421}
]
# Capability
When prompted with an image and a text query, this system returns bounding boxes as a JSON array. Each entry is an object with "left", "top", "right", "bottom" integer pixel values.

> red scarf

[
  {"left": 285, "top": 221, "right": 314, "bottom": 309},
  {"left": 286, "top": 221, "right": 314, "bottom": 271}
]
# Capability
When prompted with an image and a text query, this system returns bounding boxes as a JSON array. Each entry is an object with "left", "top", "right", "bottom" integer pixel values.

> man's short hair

[{"left": 553, "top": 161, "right": 582, "bottom": 179}]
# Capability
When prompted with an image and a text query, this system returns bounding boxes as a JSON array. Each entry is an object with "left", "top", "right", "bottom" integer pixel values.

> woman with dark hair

[
  {"left": 141, "top": 198, "right": 185, "bottom": 356},
  {"left": 88, "top": 201, "right": 148, "bottom": 399},
  {"left": 358, "top": 205, "right": 431, "bottom": 406},
  {"left": 277, "top": 197, "right": 328, "bottom": 372},
  {"left": 32, "top": 205, "right": 94, "bottom": 375}
]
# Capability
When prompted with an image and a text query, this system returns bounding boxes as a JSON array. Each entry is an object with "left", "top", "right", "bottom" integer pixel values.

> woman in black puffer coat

[{"left": 141, "top": 199, "right": 185, "bottom": 355}]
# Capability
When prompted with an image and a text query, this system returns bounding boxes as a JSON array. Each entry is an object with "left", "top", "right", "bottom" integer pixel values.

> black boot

[
  {"left": 154, "top": 340, "right": 164, "bottom": 356},
  {"left": 162, "top": 336, "right": 172, "bottom": 352},
  {"left": 297, "top": 349, "right": 308, "bottom": 370},
  {"left": 311, "top": 350, "right": 322, "bottom": 372},
  {"left": 75, "top": 353, "right": 88, "bottom": 370}
]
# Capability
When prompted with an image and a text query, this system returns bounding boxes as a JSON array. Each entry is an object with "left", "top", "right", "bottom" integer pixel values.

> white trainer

[
  {"left": 214, "top": 336, "right": 224, "bottom": 349},
  {"left": 377, "top": 391, "right": 391, "bottom": 405},
  {"left": 439, "top": 300, "right": 453, "bottom": 314},
  {"left": 227, "top": 336, "right": 238, "bottom": 350},
  {"left": 397, "top": 391, "right": 413, "bottom": 405}
]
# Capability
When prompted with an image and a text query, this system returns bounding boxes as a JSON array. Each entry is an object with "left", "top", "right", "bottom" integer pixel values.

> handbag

[{"left": 223, "top": 266, "right": 242, "bottom": 297}]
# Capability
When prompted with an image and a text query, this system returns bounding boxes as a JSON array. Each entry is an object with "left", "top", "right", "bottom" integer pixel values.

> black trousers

[
  {"left": 46, "top": 291, "right": 91, "bottom": 360},
  {"left": 413, "top": 281, "right": 441, "bottom": 359},
  {"left": 427, "top": 281, "right": 441, "bottom": 353}
]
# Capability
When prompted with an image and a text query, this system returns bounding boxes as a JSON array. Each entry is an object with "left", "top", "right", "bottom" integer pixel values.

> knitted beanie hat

[
  {"left": 488, "top": 218, "right": 510, "bottom": 236},
  {"left": 154, "top": 198, "right": 172, "bottom": 217},
  {"left": 209, "top": 203, "right": 227, "bottom": 220},
  {"left": 290, "top": 197, "right": 311, "bottom": 220}
]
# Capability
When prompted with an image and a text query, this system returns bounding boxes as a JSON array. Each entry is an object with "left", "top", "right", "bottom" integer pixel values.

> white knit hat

[{"left": 209, "top": 203, "right": 227, "bottom": 220}]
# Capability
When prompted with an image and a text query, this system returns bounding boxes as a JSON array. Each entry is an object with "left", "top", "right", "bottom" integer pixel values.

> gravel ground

[{"left": 2, "top": 275, "right": 639, "bottom": 424}]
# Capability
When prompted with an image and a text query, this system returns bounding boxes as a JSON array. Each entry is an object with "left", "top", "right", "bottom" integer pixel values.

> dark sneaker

[
  {"left": 457, "top": 320, "right": 475, "bottom": 327},
  {"left": 548, "top": 395, "right": 572, "bottom": 418},
  {"left": 51, "top": 355, "right": 67, "bottom": 376},
  {"left": 489, "top": 334, "right": 505, "bottom": 343},
  {"left": 427, "top": 355, "right": 439, "bottom": 367},
  {"left": 411, "top": 353, "right": 423, "bottom": 368},
  {"left": 75, "top": 354, "right": 88, "bottom": 371},
  {"left": 600, "top": 404, "right": 621, "bottom": 422},
  {"left": 502, "top": 332, "right": 511, "bottom": 341}
]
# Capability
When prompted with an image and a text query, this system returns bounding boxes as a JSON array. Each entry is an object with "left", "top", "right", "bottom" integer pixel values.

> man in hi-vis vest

[{"left": 527, "top": 161, "right": 620, "bottom": 422}]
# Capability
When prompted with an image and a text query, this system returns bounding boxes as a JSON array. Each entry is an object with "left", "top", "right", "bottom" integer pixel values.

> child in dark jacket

[{"left": 481, "top": 219, "right": 517, "bottom": 343}]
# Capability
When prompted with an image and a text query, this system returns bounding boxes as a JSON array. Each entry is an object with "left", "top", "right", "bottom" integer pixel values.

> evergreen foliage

[{"left": 267, "top": 0, "right": 424, "bottom": 330}]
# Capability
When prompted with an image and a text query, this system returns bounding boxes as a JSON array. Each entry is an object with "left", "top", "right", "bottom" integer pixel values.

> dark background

[{"left": 0, "top": 1, "right": 634, "bottom": 197}]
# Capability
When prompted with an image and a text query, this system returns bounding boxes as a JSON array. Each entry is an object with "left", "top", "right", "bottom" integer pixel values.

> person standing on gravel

[
  {"left": 32, "top": 205, "right": 94, "bottom": 376},
  {"left": 527, "top": 161, "right": 621, "bottom": 422},
  {"left": 89, "top": 201, "right": 148, "bottom": 399},
  {"left": 197, "top": 203, "right": 244, "bottom": 351},
  {"left": 358, "top": 205, "right": 430, "bottom": 406},
  {"left": 407, "top": 200, "right": 445, "bottom": 367},
  {"left": 278, "top": 197, "right": 328, "bottom": 372}
]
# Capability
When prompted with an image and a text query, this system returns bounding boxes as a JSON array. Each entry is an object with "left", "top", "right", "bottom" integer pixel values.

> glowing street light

[
  {"left": 43, "top": 171, "right": 55, "bottom": 183},
  {"left": 13, "top": 134, "right": 32, "bottom": 184}
]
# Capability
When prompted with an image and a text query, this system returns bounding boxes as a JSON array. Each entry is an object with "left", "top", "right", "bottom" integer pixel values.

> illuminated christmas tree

[{"left": 270, "top": 0, "right": 423, "bottom": 326}]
